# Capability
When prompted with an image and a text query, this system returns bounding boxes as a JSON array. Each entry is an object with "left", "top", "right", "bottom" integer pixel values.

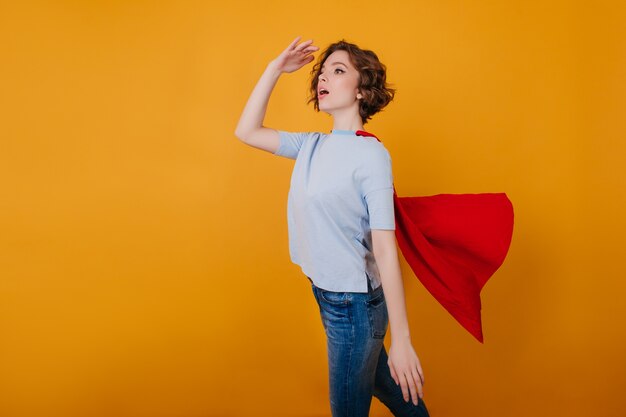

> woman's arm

[
  {"left": 372, "top": 229, "right": 412, "bottom": 339},
  {"left": 372, "top": 228, "right": 425, "bottom": 406},
  {"left": 234, "top": 36, "right": 318, "bottom": 152},
  {"left": 233, "top": 61, "right": 283, "bottom": 152}
]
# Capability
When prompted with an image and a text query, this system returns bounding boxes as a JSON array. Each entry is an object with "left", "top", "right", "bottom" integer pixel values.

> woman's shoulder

[{"left": 360, "top": 137, "right": 391, "bottom": 159}]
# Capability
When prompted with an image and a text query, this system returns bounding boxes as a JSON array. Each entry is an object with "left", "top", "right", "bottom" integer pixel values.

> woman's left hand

[{"left": 388, "top": 339, "right": 425, "bottom": 405}]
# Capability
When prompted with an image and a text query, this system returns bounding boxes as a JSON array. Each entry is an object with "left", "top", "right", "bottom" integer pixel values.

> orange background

[{"left": 1, "top": 1, "right": 624, "bottom": 416}]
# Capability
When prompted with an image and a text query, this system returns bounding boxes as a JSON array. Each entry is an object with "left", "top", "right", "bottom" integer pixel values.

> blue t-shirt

[{"left": 274, "top": 128, "right": 395, "bottom": 293}]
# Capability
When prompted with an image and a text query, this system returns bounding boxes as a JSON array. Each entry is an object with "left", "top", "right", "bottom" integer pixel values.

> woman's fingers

[
  {"left": 399, "top": 372, "right": 411, "bottom": 403},
  {"left": 287, "top": 35, "right": 301, "bottom": 50},
  {"left": 388, "top": 361, "right": 399, "bottom": 385},
  {"left": 297, "top": 49, "right": 318, "bottom": 62},
  {"left": 387, "top": 361, "right": 417, "bottom": 405},
  {"left": 294, "top": 39, "right": 314, "bottom": 52},
  {"left": 411, "top": 366, "right": 424, "bottom": 400},
  {"left": 401, "top": 367, "right": 423, "bottom": 405},
  {"left": 407, "top": 370, "right": 420, "bottom": 405},
  {"left": 417, "top": 363, "right": 425, "bottom": 386},
  {"left": 295, "top": 47, "right": 316, "bottom": 58},
  {"left": 301, "top": 45, "right": 319, "bottom": 54},
  {"left": 275, "top": 37, "right": 318, "bottom": 72}
]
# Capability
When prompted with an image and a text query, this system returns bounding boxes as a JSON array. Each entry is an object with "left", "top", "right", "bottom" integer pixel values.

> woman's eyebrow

[{"left": 321, "top": 62, "right": 348, "bottom": 69}]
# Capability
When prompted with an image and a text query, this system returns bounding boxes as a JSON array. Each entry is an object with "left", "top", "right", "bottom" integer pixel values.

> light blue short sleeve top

[{"left": 274, "top": 128, "right": 395, "bottom": 293}]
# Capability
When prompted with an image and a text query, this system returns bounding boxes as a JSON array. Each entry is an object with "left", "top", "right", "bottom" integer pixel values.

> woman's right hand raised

[{"left": 271, "top": 36, "right": 319, "bottom": 74}]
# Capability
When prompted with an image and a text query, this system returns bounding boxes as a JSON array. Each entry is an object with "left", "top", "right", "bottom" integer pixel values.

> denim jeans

[{"left": 309, "top": 277, "right": 430, "bottom": 417}]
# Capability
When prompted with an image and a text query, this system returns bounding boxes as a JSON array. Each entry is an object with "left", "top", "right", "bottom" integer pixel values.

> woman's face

[{"left": 317, "top": 50, "right": 361, "bottom": 114}]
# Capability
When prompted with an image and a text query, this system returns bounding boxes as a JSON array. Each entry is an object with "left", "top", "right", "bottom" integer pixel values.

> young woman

[{"left": 235, "top": 36, "right": 430, "bottom": 417}]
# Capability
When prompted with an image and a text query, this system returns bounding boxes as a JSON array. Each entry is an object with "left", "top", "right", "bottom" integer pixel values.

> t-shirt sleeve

[
  {"left": 274, "top": 130, "right": 310, "bottom": 160},
  {"left": 361, "top": 148, "right": 395, "bottom": 230}
]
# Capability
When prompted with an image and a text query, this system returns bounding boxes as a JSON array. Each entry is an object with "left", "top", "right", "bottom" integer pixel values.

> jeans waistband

[{"left": 306, "top": 274, "right": 380, "bottom": 294}]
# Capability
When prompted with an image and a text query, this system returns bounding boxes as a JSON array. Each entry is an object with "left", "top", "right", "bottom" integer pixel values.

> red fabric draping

[{"left": 356, "top": 130, "right": 514, "bottom": 343}]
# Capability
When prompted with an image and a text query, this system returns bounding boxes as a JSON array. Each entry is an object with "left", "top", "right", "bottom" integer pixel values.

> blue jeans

[{"left": 309, "top": 277, "right": 430, "bottom": 417}]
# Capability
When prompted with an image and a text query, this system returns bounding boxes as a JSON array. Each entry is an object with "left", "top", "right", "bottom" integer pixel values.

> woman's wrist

[
  {"left": 267, "top": 60, "right": 282, "bottom": 77},
  {"left": 391, "top": 329, "right": 412, "bottom": 344}
]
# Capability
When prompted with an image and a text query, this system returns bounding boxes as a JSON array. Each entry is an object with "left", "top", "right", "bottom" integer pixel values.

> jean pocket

[
  {"left": 319, "top": 288, "right": 350, "bottom": 306},
  {"left": 353, "top": 232, "right": 369, "bottom": 251},
  {"left": 366, "top": 289, "right": 388, "bottom": 339}
]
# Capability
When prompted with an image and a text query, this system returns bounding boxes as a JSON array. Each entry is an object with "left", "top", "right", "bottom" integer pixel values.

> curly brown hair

[{"left": 306, "top": 39, "right": 396, "bottom": 126}]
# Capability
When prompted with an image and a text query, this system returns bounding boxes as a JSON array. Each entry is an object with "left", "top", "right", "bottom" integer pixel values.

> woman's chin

[{"left": 319, "top": 106, "right": 332, "bottom": 116}]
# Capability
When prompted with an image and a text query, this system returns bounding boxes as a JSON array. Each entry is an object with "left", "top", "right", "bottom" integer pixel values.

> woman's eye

[{"left": 320, "top": 68, "right": 344, "bottom": 77}]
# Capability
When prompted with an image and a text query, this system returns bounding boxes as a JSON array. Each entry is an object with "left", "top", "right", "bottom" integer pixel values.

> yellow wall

[{"left": 1, "top": 1, "right": 624, "bottom": 416}]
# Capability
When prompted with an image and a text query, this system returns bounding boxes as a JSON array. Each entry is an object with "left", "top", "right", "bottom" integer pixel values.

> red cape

[{"left": 356, "top": 130, "right": 514, "bottom": 343}]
